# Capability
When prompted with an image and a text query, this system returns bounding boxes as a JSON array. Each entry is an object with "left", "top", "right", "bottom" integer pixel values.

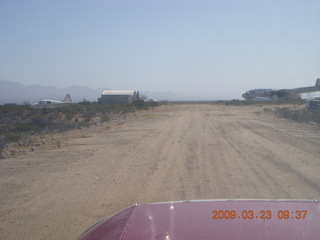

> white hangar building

[{"left": 98, "top": 90, "right": 140, "bottom": 104}]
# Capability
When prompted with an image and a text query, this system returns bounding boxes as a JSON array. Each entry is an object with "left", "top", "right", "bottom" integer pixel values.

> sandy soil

[{"left": 1, "top": 104, "right": 320, "bottom": 240}]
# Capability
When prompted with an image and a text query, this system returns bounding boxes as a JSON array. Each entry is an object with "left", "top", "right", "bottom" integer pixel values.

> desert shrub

[
  {"left": 84, "top": 116, "right": 92, "bottom": 122},
  {"left": 4, "top": 132, "right": 22, "bottom": 142},
  {"left": 78, "top": 121, "right": 91, "bottom": 128},
  {"left": 121, "top": 107, "right": 136, "bottom": 114},
  {"left": 48, "top": 121, "right": 75, "bottom": 132},
  {"left": 14, "top": 123, "right": 37, "bottom": 132},
  {"left": 54, "top": 139, "right": 61, "bottom": 148},
  {"left": 65, "top": 113, "right": 73, "bottom": 121},
  {"left": 0, "top": 105, "right": 30, "bottom": 115},
  {"left": 1, "top": 101, "right": 161, "bottom": 145},
  {"left": 100, "top": 115, "right": 110, "bottom": 122},
  {"left": 224, "top": 100, "right": 256, "bottom": 106},
  {"left": 277, "top": 107, "right": 320, "bottom": 123},
  {"left": 32, "top": 117, "right": 46, "bottom": 126},
  {"left": 224, "top": 99, "right": 305, "bottom": 106},
  {"left": 18, "top": 133, "right": 31, "bottom": 146}
]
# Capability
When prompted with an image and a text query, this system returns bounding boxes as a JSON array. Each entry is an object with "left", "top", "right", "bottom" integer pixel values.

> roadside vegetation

[
  {"left": 222, "top": 99, "right": 320, "bottom": 124},
  {"left": 223, "top": 99, "right": 306, "bottom": 106},
  {"left": 0, "top": 102, "right": 159, "bottom": 157},
  {"left": 165, "top": 99, "right": 320, "bottom": 124},
  {"left": 275, "top": 107, "right": 320, "bottom": 124}
]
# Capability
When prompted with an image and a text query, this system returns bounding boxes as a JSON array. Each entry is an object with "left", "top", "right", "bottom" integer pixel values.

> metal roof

[{"left": 102, "top": 90, "right": 137, "bottom": 96}]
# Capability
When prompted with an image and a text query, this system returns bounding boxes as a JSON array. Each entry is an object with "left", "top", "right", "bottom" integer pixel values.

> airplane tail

[
  {"left": 63, "top": 94, "right": 72, "bottom": 103},
  {"left": 316, "top": 79, "right": 320, "bottom": 87}
]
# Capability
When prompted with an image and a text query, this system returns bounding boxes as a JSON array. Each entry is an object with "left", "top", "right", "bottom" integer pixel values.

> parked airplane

[
  {"left": 242, "top": 79, "right": 320, "bottom": 101},
  {"left": 31, "top": 94, "right": 72, "bottom": 109}
]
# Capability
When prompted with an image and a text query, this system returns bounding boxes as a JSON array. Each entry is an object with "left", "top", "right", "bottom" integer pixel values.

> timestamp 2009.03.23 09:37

[{"left": 211, "top": 210, "right": 308, "bottom": 220}]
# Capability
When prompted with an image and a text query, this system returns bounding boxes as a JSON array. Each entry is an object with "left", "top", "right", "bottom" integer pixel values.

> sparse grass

[
  {"left": 49, "top": 122, "right": 75, "bottom": 132},
  {"left": 80, "top": 134, "right": 90, "bottom": 138},
  {"left": 224, "top": 100, "right": 259, "bottom": 106},
  {"left": 4, "top": 132, "right": 22, "bottom": 143},
  {"left": 223, "top": 99, "right": 306, "bottom": 106},
  {"left": 84, "top": 116, "right": 92, "bottom": 123},
  {"left": 18, "top": 133, "right": 31, "bottom": 147},
  {"left": 54, "top": 139, "right": 61, "bottom": 148},
  {"left": 3, "top": 132, "right": 31, "bottom": 146},
  {"left": 276, "top": 107, "right": 320, "bottom": 124},
  {"left": 100, "top": 115, "right": 110, "bottom": 122},
  {"left": 0, "top": 102, "right": 161, "bottom": 148},
  {"left": 65, "top": 113, "right": 73, "bottom": 121}
]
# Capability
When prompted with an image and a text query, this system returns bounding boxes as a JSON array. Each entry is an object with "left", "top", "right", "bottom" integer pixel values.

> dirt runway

[{"left": 1, "top": 104, "right": 320, "bottom": 239}]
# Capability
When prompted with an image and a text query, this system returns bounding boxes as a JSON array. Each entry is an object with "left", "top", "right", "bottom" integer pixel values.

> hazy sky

[{"left": 1, "top": 0, "right": 319, "bottom": 99}]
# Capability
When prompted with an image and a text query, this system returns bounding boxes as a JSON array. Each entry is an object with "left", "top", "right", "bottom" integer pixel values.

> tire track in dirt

[{"left": 233, "top": 120, "right": 320, "bottom": 198}]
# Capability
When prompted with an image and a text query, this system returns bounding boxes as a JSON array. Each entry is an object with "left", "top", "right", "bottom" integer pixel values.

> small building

[{"left": 98, "top": 90, "right": 140, "bottom": 104}]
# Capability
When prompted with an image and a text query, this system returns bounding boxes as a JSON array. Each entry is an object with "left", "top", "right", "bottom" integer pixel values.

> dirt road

[{"left": 1, "top": 104, "right": 320, "bottom": 240}]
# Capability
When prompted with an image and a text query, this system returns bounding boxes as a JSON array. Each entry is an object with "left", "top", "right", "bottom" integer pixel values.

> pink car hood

[{"left": 78, "top": 200, "right": 320, "bottom": 240}]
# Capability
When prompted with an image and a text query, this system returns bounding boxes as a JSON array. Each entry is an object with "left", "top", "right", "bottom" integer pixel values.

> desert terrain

[{"left": 1, "top": 104, "right": 320, "bottom": 240}]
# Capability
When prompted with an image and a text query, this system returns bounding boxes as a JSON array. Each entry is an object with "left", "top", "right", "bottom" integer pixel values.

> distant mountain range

[
  {"left": 0, "top": 80, "right": 186, "bottom": 105},
  {"left": 0, "top": 80, "right": 107, "bottom": 105}
]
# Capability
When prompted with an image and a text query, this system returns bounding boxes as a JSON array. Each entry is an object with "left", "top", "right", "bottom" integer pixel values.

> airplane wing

[{"left": 78, "top": 200, "right": 320, "bottom": 240}]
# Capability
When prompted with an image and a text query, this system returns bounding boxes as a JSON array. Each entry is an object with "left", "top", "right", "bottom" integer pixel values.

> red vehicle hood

[{"left": 78, "top": 199, "right": 320, "bottom": 240}]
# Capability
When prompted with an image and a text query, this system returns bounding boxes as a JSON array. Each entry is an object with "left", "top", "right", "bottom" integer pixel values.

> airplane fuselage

[
  {"left": 242, "top": 79, "right": 320, "bottom": 101},
  {"left": 242, "top": 89, "right": 275, "bottom": 100},
  {"left": 31, "top": 100, "right": 70, "bottom": 109},
  {"left": 31, "top": 94, "right": 72, "bottom": 109}
]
